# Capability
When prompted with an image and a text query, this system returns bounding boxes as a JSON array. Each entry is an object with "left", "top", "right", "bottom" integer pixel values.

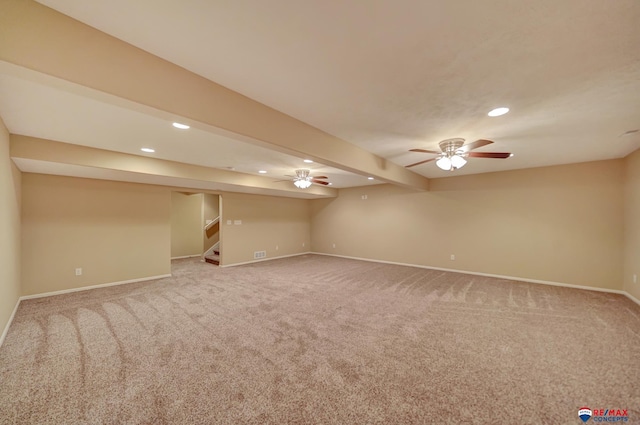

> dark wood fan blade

[
  {"left": 405, "top": 158, "right": 437, "bottom": 168},
  {"left": 311, "top": 176, "right": 328, "bottom": 180},
  {"left": 458, "top": 139, "right": 494, "bottom": 153},
  {"left": 409, "top": 148, "right": 441, "bottom": 154},
  {"left": 467, "top": 152, "right": 512, "bottom": 159},
  {"left": 311, "top": 179, "right": 329, "bottom": 185}
]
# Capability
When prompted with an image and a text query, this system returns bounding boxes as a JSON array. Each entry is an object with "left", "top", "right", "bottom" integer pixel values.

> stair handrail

[{"left": 204, "top": 215, "right": 220, "bottom": 231}]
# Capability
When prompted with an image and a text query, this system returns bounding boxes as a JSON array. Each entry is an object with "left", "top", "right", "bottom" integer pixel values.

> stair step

[{"left": 205, "top": 244, "right": 220, "bottom": 265}]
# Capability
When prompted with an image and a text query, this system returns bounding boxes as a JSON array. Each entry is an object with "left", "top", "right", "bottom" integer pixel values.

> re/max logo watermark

[{"left": 579, "top": 407, "right": 629, "bottom": 423}]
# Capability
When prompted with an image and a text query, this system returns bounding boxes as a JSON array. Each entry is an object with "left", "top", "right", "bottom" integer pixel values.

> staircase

[
  {"left": 203, "top": 217, "right": 220, "bottom": 266},
  {"left": 204, "top": 245, "right": 220, "bottom": 266}
]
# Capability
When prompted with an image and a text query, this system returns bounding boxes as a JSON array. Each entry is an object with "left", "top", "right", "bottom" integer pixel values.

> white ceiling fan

[
  {"left": 406, "top": 138, "right": 513, "bottom": 171},
  {"left": 277, "top": 169, "right": 330, "bottom": 189}
]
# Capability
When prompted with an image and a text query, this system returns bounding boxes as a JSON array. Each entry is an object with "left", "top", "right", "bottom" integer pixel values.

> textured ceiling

[{"left": 2, "top": 0, "right": 639, "bottom": 188}]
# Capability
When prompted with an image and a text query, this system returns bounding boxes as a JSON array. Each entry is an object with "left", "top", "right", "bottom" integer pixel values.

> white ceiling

[{"left": 2, "top": 0, "right": 640, "bottom": 187}]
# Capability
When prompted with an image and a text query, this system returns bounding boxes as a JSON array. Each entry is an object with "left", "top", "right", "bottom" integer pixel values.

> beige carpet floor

[{"left": 1, "top": 255, "right": 639, "bottom": 424}]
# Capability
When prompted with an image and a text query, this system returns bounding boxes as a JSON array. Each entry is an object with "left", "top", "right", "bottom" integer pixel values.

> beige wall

[
  {"left": 21, "top": 174, "right": 171, "bottom": 296},
  {"left": 204, "top": 194, "right": 219, "bottom": 222},
  {"left": 311, "top": 160, "right": 624, "bottom": 290},
  {"left": 624, "top": 148, "right": 640, "bottom": 300},
  {"left": 221, "top": 193, "right": 310, "bottom": 265},
  {"left": 0, "top": 118, "right": 21, "bottom": 338},
  {"left": 171, "top": 192, "right": 204, "bottom": 258}
]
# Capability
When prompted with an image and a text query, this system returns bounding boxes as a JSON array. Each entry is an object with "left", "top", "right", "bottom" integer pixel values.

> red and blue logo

[
  {"left": 578, "top": 407, "right": 628, "bottom": 422},
  {"left": 579, "top": 407, "right": 592, "bottom": 423}
]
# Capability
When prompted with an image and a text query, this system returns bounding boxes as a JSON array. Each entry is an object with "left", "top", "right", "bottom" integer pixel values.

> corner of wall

[
  {"left": 220, "top": 192, "right": 311, "bottom": 266},
  {"left": 0, "top": 117, "right": 22, "bottom": 346},
  {"left": 623, "top": 148, "right": 640, "bottom": 302}
]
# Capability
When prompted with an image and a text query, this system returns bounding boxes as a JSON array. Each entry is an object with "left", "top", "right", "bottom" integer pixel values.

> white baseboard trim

[
  {"left": 312, "top": 252, "right": 638, "bottom": 302},
  {"left": 171, "top": 255, "right": 201, "bottom": 260},
  {"left": 221, "top": 252, "right": 312, "bottom": 268},
  {"left": 0, "top": 298, "right": 21, "bottom": 348},
  {"left": 19, "top": 274, "right": 172, "bottom": 301},
  {"left": 624, "top": 291, "right": 640, "bottom": 307}
]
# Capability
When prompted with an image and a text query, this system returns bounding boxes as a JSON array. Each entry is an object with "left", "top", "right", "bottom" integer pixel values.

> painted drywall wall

[
  {"left": 204, "top": 194, "right": 219, "bottom": 222},
  {"left": 21, "top": 174, "right": 171, "bottom": 296},
  {"left": 221, "top": 193, "right": 310, "bottom": 265},
  {"left": 624, "top": 148, "right": 640, "bottom": 300},
  {"left": 171, "top": 192, "right": 204, "bottom": 258},
  {"left": 0, "top": 118, "right": 21, "bottom": 340},
  {"left": 311, "top": 160, "right": 624, "bottom": 290}
]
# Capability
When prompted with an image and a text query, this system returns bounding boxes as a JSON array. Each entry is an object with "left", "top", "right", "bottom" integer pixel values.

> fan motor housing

[{"left": 439, "top": 138, "right": 465, "bottom": 155}]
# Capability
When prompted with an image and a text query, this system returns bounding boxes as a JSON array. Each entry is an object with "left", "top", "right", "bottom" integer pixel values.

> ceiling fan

[
  {"left": 406, "top": 138, "right": 512, "bottom": 171},
  {"left": 278, "top": 169, "right": 330, "bottom": 189}
]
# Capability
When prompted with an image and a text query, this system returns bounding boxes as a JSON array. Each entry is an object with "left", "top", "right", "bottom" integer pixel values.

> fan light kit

[
  {"left": 277, "top": 169, "right": 330, "bottom": 189},
  {"left": 406, "top": 138, "right": 512, "bottom": 171},
  {"left": 435, "top": 138, "right": 467, "bottom": 171},
  {"left": 294, "top": 180, "right": 312, "bottom": 189},
  {"left": 436, "top": 154, "right": 467, "bottom": 171}
]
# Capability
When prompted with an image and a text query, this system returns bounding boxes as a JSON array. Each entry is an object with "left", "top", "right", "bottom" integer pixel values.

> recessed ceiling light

[
  {"left": 258, "top": 170, "right": 267, "bottom": 174},
  {"left": 303, "top": 159, "right": 314, "bottom": 163},
  {"left": 140, "top": 148, "right": 155, "bottom": 153},
  {"left": 488, "top": 107, "right": 509, "bottom": 117},
  {"left": 368, "top": 177, "right": 374, "bottom": 180},
  {"left": 172, "top": 122, "right": 190, "bottom": 129}
]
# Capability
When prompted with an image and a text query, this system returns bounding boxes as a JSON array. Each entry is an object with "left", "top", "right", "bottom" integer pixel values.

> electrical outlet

[
  {"left": 332, "top": 243, "right": 336, "bottom": 248},
  {"left": 276, "top": 245, "right": 279, "bottom": 251},
  {"left": 302, "top": 242, "right": 305, "bottom": 247},
  {"left": 361, "top": 195, "right": 368, "bottom": 200},
  {"left": 253, "top": 251, "right": 266, "bottom": 259},
  {"left": 450, "top": 254, "right": 455, "bottom": 261},
  {"left": 75, "top": 268, "right": 82, "bottom": 276},
  {"left": 226, "top": 220, "right": 232, "bottom": 225}
]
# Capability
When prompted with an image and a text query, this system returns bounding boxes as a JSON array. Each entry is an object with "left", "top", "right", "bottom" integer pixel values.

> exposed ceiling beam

[
  {"left": 0, "top": 0, "right": 429, "bottom": 191},
  {"left": 11, "top": 135, "right": 338, "bottom": 199}
]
